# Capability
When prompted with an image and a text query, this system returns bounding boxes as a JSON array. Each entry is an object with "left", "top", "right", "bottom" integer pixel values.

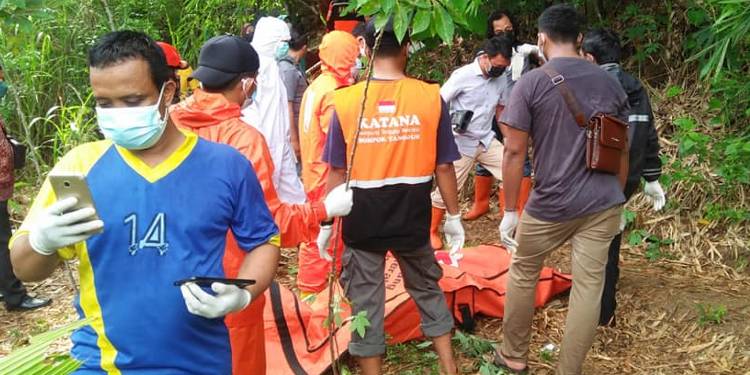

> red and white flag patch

[{"left": 377, "top": 100, "right": 396, "bottom": 114}]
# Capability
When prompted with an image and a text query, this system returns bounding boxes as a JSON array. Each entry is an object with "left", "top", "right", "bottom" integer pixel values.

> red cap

[{"left": 157, "top": 41, "right": 187, "bottom": 69}]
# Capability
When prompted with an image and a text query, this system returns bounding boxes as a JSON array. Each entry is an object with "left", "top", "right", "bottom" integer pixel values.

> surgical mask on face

[
  {"left": 274, "top": 41, "right": 290, "bottom": 60},
  {"left": 488, "top": 65, "right": 507, "bottom": 78},
  {"left": 359, "top": 46, "right": 366, "bottom": 57},
  {"left": 96, "top": 84, "right": 168, "bottom": 150},
  {"left": 0, "top": 81, "right": 7, "bottom": 99},
  {"left": 537, "top": 35, "right": 548, "bottom": 62},
  {"left": 241, "top": 78, "right": 255, "bottom": 109},
  {"left": 351, "top": 59, "right": 363, "bottom": 82}
]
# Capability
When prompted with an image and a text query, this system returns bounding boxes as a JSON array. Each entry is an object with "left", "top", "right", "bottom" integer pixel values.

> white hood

[{"left": 251, "top": 17, "right": 291, "bottom": 58}]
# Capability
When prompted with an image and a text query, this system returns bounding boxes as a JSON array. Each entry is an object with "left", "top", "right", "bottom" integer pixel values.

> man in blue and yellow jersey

[
  {"left": 322, "top": 19, "right": 463, "bottom": 375},
  {"left": 9, "top": 31, "right": 280, "bottom": 374}
]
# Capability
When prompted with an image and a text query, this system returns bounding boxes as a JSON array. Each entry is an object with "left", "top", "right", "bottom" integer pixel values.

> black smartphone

[{"left": 173, "top": 277, "right": 256, "bottom": 288}]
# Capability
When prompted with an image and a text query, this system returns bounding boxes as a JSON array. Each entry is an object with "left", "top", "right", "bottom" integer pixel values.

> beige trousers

[
  {"left": 431, "top": 138, "right": 504, "bottom": 209},
  {"left": 500, "top": 205, "right": 622, "bottom": 375}
]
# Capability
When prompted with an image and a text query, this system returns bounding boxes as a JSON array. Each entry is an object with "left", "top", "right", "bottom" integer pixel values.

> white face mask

[
  {"left": 241, "top": 78, "right": 255, "bottom": 109},
  {"left": 96, "top": 84, "right": 168, "bottom": 150}
]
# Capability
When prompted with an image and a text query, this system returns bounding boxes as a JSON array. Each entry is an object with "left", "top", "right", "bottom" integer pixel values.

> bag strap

[{"left": 540, "top": 65, "right": 587, "bottom": 128}]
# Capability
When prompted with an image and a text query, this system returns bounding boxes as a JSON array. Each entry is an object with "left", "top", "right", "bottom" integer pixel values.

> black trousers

[
  {"left": 0, "top": 200, "right": 26, "bottom": 308},
  {"left": 600, "top": 182, "right": 638, "bottom": 325}
]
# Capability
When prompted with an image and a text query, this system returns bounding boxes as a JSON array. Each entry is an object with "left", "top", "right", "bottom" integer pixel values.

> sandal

[{"left": 493, "top": 351, "right": 528, "bottom": 374}]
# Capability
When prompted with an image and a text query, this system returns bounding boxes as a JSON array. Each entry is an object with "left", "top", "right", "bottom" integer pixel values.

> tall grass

[{"left": 0, "top": 0, "right": 285, "bottom": 182}]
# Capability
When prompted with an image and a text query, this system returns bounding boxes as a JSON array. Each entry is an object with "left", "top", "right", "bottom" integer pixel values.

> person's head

[
  {"left": 251, "top": 17, "right": 291, "bottom": 60},
  {"left": 192, "top": 35, "right": 260, "bottom": 107},
  {"left": 581, "top": 28, "right": 621, "bottom": 65},
  {"left": 487, "top": 9, "right": 516, "bottom": 41},
  {"left": 319, "top": 30, "right": 359, "bottom": 84},
  {"left": 478, "top": 34, "right": 513, "bottom": 79},
  {"left": 240, "top": 23, "right": 254, "bottom": 43},
  {"left": 364, "top": 17, "right": 410, "bottom": 65},
  {"left": 287, "top": 26, "right": 308, "bottom": 61},
  {"left": 89, "top": 30, "right": 177, "bottom": 150},
  {"left": 352, "top": 21, "right": 367, "bottom": 56},
  {"left": 156, "top": 41, "right": 189, "bottom": 103},
  {"left": 537, "top": 4, "right": 586, "bottom": 57}
]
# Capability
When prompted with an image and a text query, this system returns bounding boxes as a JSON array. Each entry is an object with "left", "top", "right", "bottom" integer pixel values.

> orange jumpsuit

[
  {"left": 170, "top": 90, "right": 328, "bottom": 374},
  {"left": 297, "top": 31, "right": 359, "bottom": 293}
]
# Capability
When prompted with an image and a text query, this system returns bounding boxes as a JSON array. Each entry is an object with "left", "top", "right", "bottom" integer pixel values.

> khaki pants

[
  {"left": 431, "top": 138, "right": 504, "bottom": 209},
  {"left": 500, "top": 206, "right": 622, "bottom": 375}
]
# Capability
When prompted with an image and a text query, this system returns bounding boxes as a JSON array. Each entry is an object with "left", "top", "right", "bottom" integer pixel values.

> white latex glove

[
  {"left": 643, "top": 181, "right": 666, "bottom": 211},
  {"left": 323, "top": 184, "right": 354, "bottom": 219},
  {"left": 619, "top": 211, "right": 627, "bottom": 232},
  {"left": 316, "top": 224, "right": 333, "bottom": 262},
  {"left": 28, "top": 197, "right": 104, "bottom": 256},
  {"left": 443, "top": 213, "right": 465, "bottom": 258},
  {"left": 499, "top": 211, "right": 519, "bottom": 253},
  {"left": 180, "top": 282, "right": 251, "bottom": 319},
  {"left": 511, "top": 44, "right": 542, "bottom": 81}
]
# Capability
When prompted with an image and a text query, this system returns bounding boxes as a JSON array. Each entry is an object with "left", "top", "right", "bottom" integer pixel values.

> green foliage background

[{"left": 0, "top": 0, "right": 748, "bottom": 371}]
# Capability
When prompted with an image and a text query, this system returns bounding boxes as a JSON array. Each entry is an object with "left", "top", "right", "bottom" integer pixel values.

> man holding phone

[{"left": 10, "top": 31, "right": 280, "bottom": 374}]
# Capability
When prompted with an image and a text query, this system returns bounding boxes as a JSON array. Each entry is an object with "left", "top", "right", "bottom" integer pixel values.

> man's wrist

[{"left": 28, "top": 234, "right": 57, "bottom": 256}]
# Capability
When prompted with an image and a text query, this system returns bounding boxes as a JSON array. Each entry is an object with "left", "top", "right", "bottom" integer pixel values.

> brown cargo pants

[{"left": 500, "top": 205, "right": 622, "bottom": 375}]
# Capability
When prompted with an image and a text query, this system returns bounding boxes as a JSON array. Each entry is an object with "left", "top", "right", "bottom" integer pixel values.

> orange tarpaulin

[{"left": 263, "top": 245, "right": 572, "bottom": 375}]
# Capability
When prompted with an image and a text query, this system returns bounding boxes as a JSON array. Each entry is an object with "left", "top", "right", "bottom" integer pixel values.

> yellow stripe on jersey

[
  {"left": 268, "top": 234, "right": 281, "bottom": 247},
  {"left": 9, "top": 140, "right": 113, "bottom": 256},
  {"left": 115, "top": 131, "right": 197, "bottom": 183},
  {"left": 10, "top": 140, "right": 117, "bottom": 371},
  {"left": 78, "top": 242, "right": 122, "bottom": 374}
]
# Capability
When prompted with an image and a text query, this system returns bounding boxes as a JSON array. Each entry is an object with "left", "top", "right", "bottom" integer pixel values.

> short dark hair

[
  {"left": 88, "top": 30, "right": 170, "bottom": 89},
  {"left": 365, "top": 18, "right": 410, "bottom": 58},
  {"left": 352, "top": 22, "right": 366, "bottom": 38},
  {"left": 288, "top": 27, "right": 308, "bottom": 51},
  {"left": 487, "top": 9, "right": 516, "bottom": 39},
  {"left": 482, "top": 34, "right": 514, "bottom": 60},
  {"left": 581, "top": 28, "right": 621, "bottom": 64},
  {"left": 538, "top": 4, "right": 585, "bottom": 44}
]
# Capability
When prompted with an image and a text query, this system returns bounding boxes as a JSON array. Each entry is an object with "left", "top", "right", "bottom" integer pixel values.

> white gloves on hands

[
  {"left": 499, "top": 211, "right": 519, "bottom": 253},
  {"left": 316, "top": 224, "right": 333, "bottom": 262},
  {"left": 619, "top": 211, "right": 627, "bottom": 232},
  {"left": 512, "top": 44, "right": 543, "bottom": 81},
  {"left": 28, "top": 197, "right": 103, "bottom": 256},
  {"left": 443, "top": 213, "right": 465, "bottom": 258},
  {"left": 180, "top": 282, "right": 251, "bottom": 319},
  {"left": 323, "top": 184, "right": 354, "bottom": 220},
  {"left": 643, "top": 181, "right": 666, "bottom": 211}
]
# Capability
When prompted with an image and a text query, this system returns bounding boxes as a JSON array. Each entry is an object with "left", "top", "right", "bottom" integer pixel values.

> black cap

[
  {"left": 191, "top": 35, "right": 259, "bottom": 87},
  {"left": 365, "top": 17, "right": 408, "bottom": 50}
]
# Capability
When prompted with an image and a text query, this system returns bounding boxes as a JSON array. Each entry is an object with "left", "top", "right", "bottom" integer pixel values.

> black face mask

[
  {"left": 488, "top": 65, "right": 506, "bottom": 78},
  {"left": 495, "top": 30, "right": 517, "bottom": 45}
]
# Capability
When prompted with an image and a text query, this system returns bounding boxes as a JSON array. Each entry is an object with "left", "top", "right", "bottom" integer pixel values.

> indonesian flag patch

[{"left": 377, "top": 100, "right": 396, "bottom": 114}]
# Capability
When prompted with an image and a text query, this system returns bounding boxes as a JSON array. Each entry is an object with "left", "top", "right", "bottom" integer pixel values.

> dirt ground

[{"left": 1, "top": 202, "right": 749, "bottom": 374}]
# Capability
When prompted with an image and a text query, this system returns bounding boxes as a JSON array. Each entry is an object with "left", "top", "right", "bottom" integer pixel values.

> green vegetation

[
  {"left": 1, "top": 0, "right": 749, "bottom": 372},
  {"left": 0, "top": 319, "right": 90, "bottom": 375},
  {"left": 696, "top": 303, "right": 727, "bottom": 326}
]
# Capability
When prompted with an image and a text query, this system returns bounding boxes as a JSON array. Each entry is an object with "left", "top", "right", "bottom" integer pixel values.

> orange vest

[{"left": 333, "top": 78, "right": 441, "bottom": 188}]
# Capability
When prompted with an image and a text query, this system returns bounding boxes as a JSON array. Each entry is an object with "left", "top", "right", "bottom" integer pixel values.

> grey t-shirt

[
  {"left": 278, "top": 58, "right": 308, "bottom": 127},
  {"left": 500, "top": 57, "right": 628, "bottom": 222}
]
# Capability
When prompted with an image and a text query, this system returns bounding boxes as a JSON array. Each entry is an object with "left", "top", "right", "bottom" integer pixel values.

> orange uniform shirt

[{"left": 170, "top": 90, "right": 328, "bottom": 373}]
